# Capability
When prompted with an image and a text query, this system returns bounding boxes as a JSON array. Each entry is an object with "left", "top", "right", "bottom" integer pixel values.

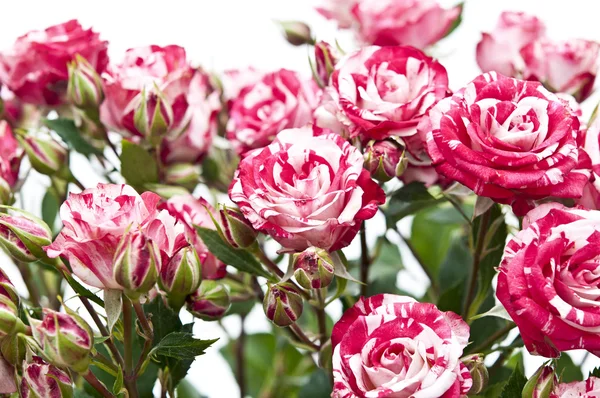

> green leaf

[
  {"left": 151, "top": 332, "right": 218, "bottom": 360},
  {"left": 556, "top": 354, "right": 583, "bottom": 383},
  {"left": 436, "top": 279, "right": 465, "bottom": 314},
  {"left": 44, "top": 118, "right": 102, "bottom": 158},
  {"left": 62, "top": 271, "right": 104, "bottom": 306},
  {"left": 442, "top": 2, "right": 464, "bottom": 39},
  {"left": 41, "top": 190, "right": 59, "bottom": 234},
  {"left": 120, "top": 139, "right": 158, "bottom": 188},
  {"left": 369, "top": 237, "right": 403, "bottom": 281},
  {"left": 498, "top": 363, "right": 527, "bottom": 398},
  {"left": 112, "top": 365, "right": 124, "bottom": 395},
  {"left": 299, "top": 369, "right": 332, "bottom": 398},
  {"left": 74, "top": 390, "right": 95, "bottom": 398},
  {"left": 176, "top": 380, "right": 207, "bottom": 398},
  {"left": 195, "top": 226, "right": 271, "bottom": 278},
  {"left": 104, "top": 289, "right": 122, "bottom": 333},
  {"left": 385, "top": 182, "right": 443, "bottom": 224}
]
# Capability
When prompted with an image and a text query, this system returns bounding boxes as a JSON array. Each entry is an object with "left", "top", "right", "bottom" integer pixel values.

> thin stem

[
  {"left": 94, "top": 351, "right": 120, "bottom": 374},
  {"left": 359, "top": 223, "right": 370, "bottom": 296},
  {"left": 394, "top": 229, "right": 439, "bottom": 295},
  {"left": 133, "top": 300, "right": 154, "bottom": 377},
  {"left": 468, "top": 323, "right": 515, "bottom": 354},
  {"left": 253, "top": 246, "right": 284, "bottom": 278},
  {"left": 70, "top": 176, "right": 86, "bottom": 191},
  {"left": 315, "top": 289, "right": 328, "bottom": 347},
  {"left": 289, "top": 323, "right": 319, "bottom": 351},
  {"left": 251, "top": 277, "right": 265, "bottom": 302},
  {"left": 122, "top": 296, "right": 139, "bottom": 398},
  {"left": 463, "top": 209, "right": 492, "bottom": 319},
  {"left": 83, "top": 371, "right": 114, "bottom": 398},
  {"left": 79, "top": 296, "right": 125, "bottom": 368},
  {"left": 236, "top": 315, "right": 247, "bottom": 398},
  {"left": 16, "top": 262, "right": 41, "bottom": 307}
]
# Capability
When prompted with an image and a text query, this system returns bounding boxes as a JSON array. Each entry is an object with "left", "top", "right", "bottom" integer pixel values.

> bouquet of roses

[{"left": 0, "top": 0, "right": 600, "bottom": 397}]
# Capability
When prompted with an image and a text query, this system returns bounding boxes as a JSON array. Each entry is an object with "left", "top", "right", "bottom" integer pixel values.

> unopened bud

[
  {"left": 17, "top": 133, "right": 68, "bottom": 176},
  {"left": 278, "top": 21, "right": 314, "bottom": 46},
  {"left": 364, "top": 140, "right": 407, "bottom": 182},
  {"left": 67, "top": 55, "right": 104, "bottom": 116},
  {"left": 187, "top": 280, "right": 231, "bottom": 321},
  {"left": 219, "top": 206, "right": 257, "bottom": 249},
  {"left": 21, "top": 356, "right": 73, "bottom": 398},
  {"left": 0, "top": 295, "right": 19, "bottom": 338},
  {"left": 522, "top": 365, "right": 556, "bottom": 398},
  {"left": 159, "top": 246, "right": 202, "bottom": 310},
  {"left": 164, "top": 163, "right": 201, "bottom": 190},
  {"left": 134, "top": 87, "right": 174, "bottom": 146},
  {"left": 0, "top": 207, "right": 52, "bottom": 263},
  {"left": 263, "top": 282, "right": 303, "bottom": 327},
  {"left": 114, "top": 230, "right": 160, "bottom": 299},
  {"left": 31, "top": 309, "right": 93, "bottom": 373},
  {"left": 462, "top": 354, "right": 488, "bottom": 395},
  {"left": 0, "top": 269, "right": 19, "bottom": 306},
  {"left": 314, "top": 41, "right": 340, "bottom": 86},
  {"left": 293, "top": 247, "right": 334, "bottom": 289}
]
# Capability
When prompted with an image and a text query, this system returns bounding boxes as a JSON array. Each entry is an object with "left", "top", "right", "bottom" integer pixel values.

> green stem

[
  {"left": 359, "top": 223, "right": 370, "bottom": 297},
  {"left": 16, "top": 262, "right": 41, "bottom": 307},
  {"left": 94, "top": 351, "right": 120, "bottom": 375},
  {"left": 236, "top": 315, "right": 247, "bottom": 398},
  {"left": 122, "top": 296, "right": 139, "bottom": 398},
  {"left": 463, "top": 209, "right": 492, "bottom": 319},
  {"left": 79, "top": 296, "right": 124, "bottom": 368},
  {"left": 132, "top": 300, "right": 154, "bottom": 377},
  {"left": 315, "top": 289, "right": 328, "bottom": 347},
  {"left": 83, "top": 371, "right": 114, "bottom": 398},
  {"left": 468, "top": 323, "right": 515, "bottom": 354},
  {"left": 289, "top": 323, "right": 319, "bottom": 351}
]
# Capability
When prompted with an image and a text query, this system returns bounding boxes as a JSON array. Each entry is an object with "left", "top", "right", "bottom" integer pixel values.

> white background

[{"left": 2, "top": 0, "right": 600, "bottom": 397}]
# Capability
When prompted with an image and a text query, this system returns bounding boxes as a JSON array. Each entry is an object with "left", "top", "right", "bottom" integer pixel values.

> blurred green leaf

[
  {"left": 176, "top": 380, "right": 207, "bottom": 398},
  {"left": 556, "top": 354, "right": 583, "bottom": 383},
  {"left": 498, "top": 363, "right": 527, "bottom": 398},
  {"left": 120, "top": 140, "right": 158, "bottom": 188},
  {"left": 385, "top": 182, "right": 443, "bottom": 224},
  {"left": 151, "top": 332, "right": 218, "bottom": 360},
  {"left": 41, "top": 190, "right": 59, "bottom": 234},
  {"left": 44, "top": 118, "right": 102, "bottom": 158},
  {"left": 299, "top": 368, "right": 331, "bottom": 398}
]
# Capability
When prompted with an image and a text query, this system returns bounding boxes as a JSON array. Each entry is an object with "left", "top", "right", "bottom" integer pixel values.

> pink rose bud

[
  {"left": 67, "top": 54, "right": 104, "bottom": 116},
  {"left": 0, "top": 208, "right": 52, "bottom": 263},
  {"left": 364, "top": 140, "right": 406, "bottom": 182},
  {"left": 134, "top": 87, "right": 174, "bottom": 146},
  {"left": 219, "top": 206, "right": 257, "bottom": 249},
  {"left": 31, "top": 309, "right": 93, "bottom": 373},
  {"left": 159, "top": 246, "right": 202, "bottom": 310},
  {"left": 113, "top": 230, "right": 160, "bottom": 299},
  {"left": 16, "top": 133, "right": 68, "bottom": 176},
  {"left": 187, "top": 280, "right": 231, "bottom": 321},
  {"left": 0, "top": 269, "right": 19, "bottom": 306},
  {"left": 293, "top": 247, "right": 334, "bottom": 290},
  {"left": 522, "top": 365, "right": 556, "bottom": 398},
  {"left": 263, "top": 282, "right": 303, "bottom": 327},
  {"left": 461, "top": 354, "right": 488, "bottom": 395},
  {"left": 21, "top": 356, "right": 73, "bottom": 398},
  {"left": 164, "top": 163, "right": 201, "bottom": 190},
  {"left": 314, "top": 41, "right": 339, "bottom": 86},
  {"left": 278, "top": 21, "right": 314, "bottom": 46},
  {"left": 0, "top": 295, "right": 19, "bottom": 338}
]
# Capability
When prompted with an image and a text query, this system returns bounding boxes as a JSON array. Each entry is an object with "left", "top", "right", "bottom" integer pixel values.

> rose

[
  {"left": 331, "top": 294, "right": 472, "bottom": 398},
  {"left": 551, "top": 377, "right": 600, "bottom": 397},
  {"left": 0, "top": 20, "right": 108, "bottom": 105},
  {"left": 476, "top": 11, "right": 546, "bottom": 77},
  {"left": 0, "top": 121, "right": 22, "bottom": 201},
  {"left": 521, "top": 39, "right": 600, "bottom": 102},
  {"left": 100, "top": 45, "right": 221, "bottom": 164},
  {"left": 422, "top": 72, "right": 591, "bottom": 215},
  {"left": 497, "top": 203, "right": 600, "bottom": 357},
  {"left": 44, "top": 183, "right": 168, "bottom": 290},
  {"left": 21, "top": 356, "right": 73, "bottom": 398},
  {"left": 221, "top": 68, "right": 265, "bottom": 103},
  {"left": 161, "top": 194, "right": 226, "bottom": 280},
  {"left": 229, "top": 125, "right": 385, "bottom": 252},
  {"left": 577, "top": 117, "right": 600, "bottom": 210},
  {"left": 226, "top": 69, "right": 321, "bottom": 154},
  {"left": 315, "top": 0, "right": 358, "bottom": 29},
  {"left": 0, "top": 87, "right": 22, "bottom": 126},
  {"left": 352, "top": 0, "right": 461, "bottom": 49}
]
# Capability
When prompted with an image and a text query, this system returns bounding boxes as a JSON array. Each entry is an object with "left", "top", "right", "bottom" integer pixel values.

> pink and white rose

[
  {"left": 315, "top": 0, "right": 358, "bottom": 29},
  {"left": 21, "top": 356, "right": 73, "bottom": 398},
  {"left": 423, "top": 72, "right": 591, "bottom": 216},
  {"left": 100, "top": 45, "right": 221, "bottom": 164},
  {"left": 352, "top": 0, "right": 461, "bottom": 49},
  {"left": 497, "top": 204, "right": 600, "bottom": 357},
  {"left": 332, "top": 294, "right": 472, "bottom": 398},
  {"left": 551, "top": 377, "right": 600, "bottom": 397},
  {"left": 521, "top": 39, "right": 600, "bottom": 103},
  {"left": 161, "top": 195, "right": 226, "bottom": 280},
  {"left": 226, "top": 68, "right": 321, "bottom": 154},
  {"left": 0, "top": 20, "right": 108, "bottom": 106},
  {"left": 476, "top": 11, "right": 546, "bottom": 77},
  {"left": 0, "top": 121, "right": 22, "bottom": 192},
  {"left": 229, "top": 125, "right": 385, "bottom": 252}
]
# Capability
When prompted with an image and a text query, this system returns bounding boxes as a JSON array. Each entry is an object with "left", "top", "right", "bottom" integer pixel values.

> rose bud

[
  {"left": 134, "top": 87, "right": 174, "bottom": 146},
  {"left": 16, "top": 133, "right": 68, "bottom": 176},
  {"left": 219, "top": 206, "right": 257, "bottom": 249},
  {"left": 0, "top": 208, "right": 52, "bottom": 263},
  {"left": 522, "top": 365, "right": 556, "bottom": 398},
  {"left": 31, "top": 309, "right": 93, "bottom": 373},
  {"left": 278, "top": 21, "right": 314, "bottom": 46},
  {"left": 0, "top": 295, "right": 19, "bottom": 338},
  {"left": 293, "top": 247, "right": 334, "bottom": 290},
  {"left": 461, "top": 354, "right": 488, "bottom": 395},
  {"left": 113, "top": 230, "right": 160, "bottom": 299},
  {"left": 263, "top": 282, "right": 303, "bottom": 327},
  {"left": 21, "top": 356, "right": 73, "bottom": 398},
  {"left": 0, "top": 269, "right": 19, "bottom": 306},
  {"left": 159, "top": 246, "right": 202, "bottom": 310},
  {"left": 187, "top": 280, "right": 231, "bottom": 321},
  {"left": 314, "top": 41, "right": 339, "bottom": 86},
  {"left": 364, "top": 140, "right": 407, "bottom": 182},
  {"left": 67, "top": 54, "right": 104, "bottom": 116},
  {"left": 164, "top": 163, "right": 201, "bottom": 190}
]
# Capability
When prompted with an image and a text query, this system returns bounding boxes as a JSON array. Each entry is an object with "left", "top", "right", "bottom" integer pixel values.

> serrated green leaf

[
  {"left": 151, "top": 332, "right": 218, "bottom": 360},
  {"left": 498, "top": 363, "right": 527, "bottom": 398},
  {"left": 385, "top": 182, "right": 444, "bottom": 224},
  {"left": 44, "top": 118, "right": 102, "bottom": 158},
  {"left": 556, "top": 354, "right": 583, "bottom": 383},
  {"left": 120, "top": 140, "right": 158, "bottom": 187},
  {"left": 195, "top": 226, "right": 271, "bottom": 278}
]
